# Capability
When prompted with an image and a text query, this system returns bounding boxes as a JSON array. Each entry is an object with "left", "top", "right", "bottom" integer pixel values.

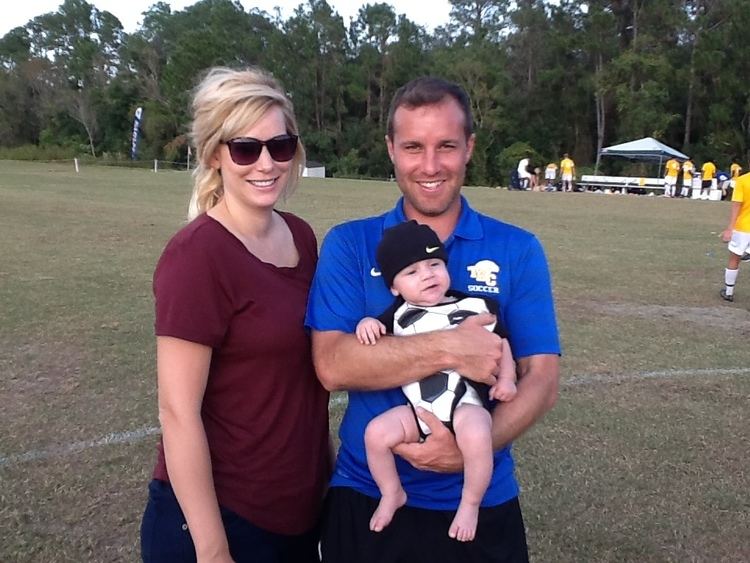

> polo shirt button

[{"left": 181, "top": 523, "right": 188, "bottom": 531}]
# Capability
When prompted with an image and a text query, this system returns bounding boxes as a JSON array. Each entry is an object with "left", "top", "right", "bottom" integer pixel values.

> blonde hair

[{"left": 187, "top": 67, "right": 305, "bottom": 220}]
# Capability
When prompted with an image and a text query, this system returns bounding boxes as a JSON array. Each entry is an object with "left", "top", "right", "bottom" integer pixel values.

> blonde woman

[{"left": 140, "top": 67, "right": 330, "bottom": 563}]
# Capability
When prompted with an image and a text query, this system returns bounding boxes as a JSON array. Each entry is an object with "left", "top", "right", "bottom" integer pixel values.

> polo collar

[{"left": 382, "top": 196, "right": 484, "bottom": 242}]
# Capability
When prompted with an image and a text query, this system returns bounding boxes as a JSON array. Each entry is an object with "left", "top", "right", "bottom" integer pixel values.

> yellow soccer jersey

[
  {"left": 730, "top": 163, "right": 742, "bottom": 178},
  {"left": 546, "top": 163, "right": 558, "bottom": 172},
  {"left": 731, "top": 173, "right": 750, "bottom": 233},
  {"left": 560, "top": 158, "right": 575, "bottom": 175},
  {"left": 664, "top": 159, "right": 680, "bottom": 178},
  {"left": 682, "top": 160, "right": 694, "bottom": 181},
  {"left": 701, "top": 161, "right": 716, "bottom": 179}
]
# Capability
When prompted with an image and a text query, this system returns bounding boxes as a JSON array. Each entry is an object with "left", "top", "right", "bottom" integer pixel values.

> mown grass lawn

[{"left": 1, "top": 160, "right": 748, "bottom": 562}]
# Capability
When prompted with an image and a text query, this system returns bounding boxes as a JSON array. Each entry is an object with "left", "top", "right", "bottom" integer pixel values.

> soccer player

[
  {"left": 720, "top": 171, "right": 750, "bottom": 302},
  {"left": 663, "top": 157, "right": 680, "bottom": 197},
  {"left": 356, "top": 220, "right": 517, "bottom": 542},
  {"left": 544, "top": 161, "right": 558, "bottom": 190},
  {"left": 560, "top": 153, "right": 576, "bottom": 192},
  {"left": 730, "top": 160, "right": 742, "bottom": 198},
  {"left": 306, "top": 76, "right": 560, "bottom": 563},
  {"left": 701, "top": 159, "right": 717, "bottom": 200},
  {"left": 680, "top": 158, "right": 695, "bottom": 198}
]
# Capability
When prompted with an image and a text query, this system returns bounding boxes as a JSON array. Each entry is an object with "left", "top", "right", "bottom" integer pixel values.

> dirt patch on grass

[{"left": 588, "top": 302, "right": 750, "bottom": 331}]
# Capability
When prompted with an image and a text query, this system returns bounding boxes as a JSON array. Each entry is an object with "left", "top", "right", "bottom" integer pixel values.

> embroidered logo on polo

[
  {"left": 370, "top": 267, "right": 382, "bottom": 277},
  {"left": 466, "top": 259, "right": 500, "bottom": 294}
]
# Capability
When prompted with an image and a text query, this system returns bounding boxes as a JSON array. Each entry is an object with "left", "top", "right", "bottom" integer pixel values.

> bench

[{"left": 578, "top": 175, "right": 665, "bottom": 193}]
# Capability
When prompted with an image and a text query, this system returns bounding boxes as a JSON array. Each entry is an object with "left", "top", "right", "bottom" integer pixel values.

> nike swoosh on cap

[
  {"left": 370, "top": 268, "right": 382, "bottom": 276},
  {"left": 426, "top": 246, "right": 440, "bottom": 253}
]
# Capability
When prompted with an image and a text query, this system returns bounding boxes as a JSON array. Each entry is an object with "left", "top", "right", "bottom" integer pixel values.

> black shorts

[{"left": 320, "top": 487, "right": 529, "bottom": 563}]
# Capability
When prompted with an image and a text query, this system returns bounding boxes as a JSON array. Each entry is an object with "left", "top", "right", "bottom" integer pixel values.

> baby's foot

[
  {"left": 448, "top": 501, "right": 479, "bottom": 542},
  {"left": 369, "top": 490, "right": 407, "bottom": 532}
]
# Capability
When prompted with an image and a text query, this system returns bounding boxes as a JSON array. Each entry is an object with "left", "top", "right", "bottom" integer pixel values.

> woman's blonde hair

[{"left": 187, "top": 67, "right": 306, "bottom": 219}]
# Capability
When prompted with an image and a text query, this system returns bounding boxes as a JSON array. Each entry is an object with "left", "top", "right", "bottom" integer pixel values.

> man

[
  {"left": 729, "top": 159, "right": 742, "bottom": 199},
  {"left": 701, "top": 159, "right": 716, "bottom": 200},
  {"left": 560, "top": 153, "right": 575, "bottom": 192},
  {"left": 306, "top": 76, "right": 560, "bottom": 562},
  {"left": 663, "top": 157, "right": 680, "bottom": 197},
  {"left": 680, "top": 158, "right": 695, "bottom": 198},
  {"left": 720, "top": 170, "right": 750, "bottom": 302},
  {"left": 517, "top": 154, "right": 532, "bottom": 190},
  {"left": 544, "top": 161, "right": 558, "bottom": 191}
]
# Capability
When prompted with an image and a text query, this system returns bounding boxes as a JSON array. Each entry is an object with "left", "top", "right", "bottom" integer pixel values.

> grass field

[{"left": 1, "top": 160, "right": 748, "bottom": 562}]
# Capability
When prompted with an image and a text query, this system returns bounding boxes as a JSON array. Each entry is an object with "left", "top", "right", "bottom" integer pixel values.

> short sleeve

[
  {"left": 504, "top": 236, "right": 560, "bottom": 358},
  {"left": 153, "top": 238, "right": 233, "bottom": 347},
  {"left": 305, "top": 225, "right": 367, "bottom": 333}
]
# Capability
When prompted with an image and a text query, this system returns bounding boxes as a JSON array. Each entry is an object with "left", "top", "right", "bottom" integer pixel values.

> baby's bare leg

[
  {"left": 364, "top": 405, "right": 421, "bottom": 532},
  {"left": 449, "top": 404, "right": 493, "bottom": 542}
]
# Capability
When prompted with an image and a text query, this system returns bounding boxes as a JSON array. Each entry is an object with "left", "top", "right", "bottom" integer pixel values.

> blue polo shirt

[{"left": 306, "top": 196, "right": 560, "bottom": 510}]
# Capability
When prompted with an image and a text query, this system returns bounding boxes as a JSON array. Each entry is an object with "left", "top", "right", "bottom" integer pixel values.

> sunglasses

[{"left": 224, "top": 134, "right": 298, "bottom": 166}]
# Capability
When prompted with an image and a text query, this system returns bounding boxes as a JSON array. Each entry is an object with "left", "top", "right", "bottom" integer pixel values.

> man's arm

[
  {"left": 490, "top": 354, "right": 559, "bottom": 450},
  {"left": 312, "top": 313, "right": 503, "bottom": 391},
  {"left": 394, "top": 353, "right": 559, "bottom": 472}
]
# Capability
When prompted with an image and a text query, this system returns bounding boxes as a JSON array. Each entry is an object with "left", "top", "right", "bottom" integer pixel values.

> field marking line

[
  {"left": 0, "top": 426, "right": 160, "bottom": 467},
  {"left": 562, "top": 367, "right": 750, "bottom": 386},
  {"left": 2, "top": 367, "right": 748, "bottom": 468}
]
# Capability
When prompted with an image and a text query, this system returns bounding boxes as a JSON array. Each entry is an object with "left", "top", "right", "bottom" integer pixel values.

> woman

[{"left": 140, "top": 67, "right": 330, "bottom": 563}]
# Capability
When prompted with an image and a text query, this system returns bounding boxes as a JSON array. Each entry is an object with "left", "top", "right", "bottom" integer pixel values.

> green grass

[{"left": 1, "top": 160, "right": 748, "bottom": 562}]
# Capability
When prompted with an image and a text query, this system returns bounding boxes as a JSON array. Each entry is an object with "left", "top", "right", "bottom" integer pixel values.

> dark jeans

[{"left": 141, "top": 479, "right": 320, "bottom": 563}]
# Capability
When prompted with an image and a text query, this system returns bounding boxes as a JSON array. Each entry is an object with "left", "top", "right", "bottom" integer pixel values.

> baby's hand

[
  {"left": 490, "top": 379, "right": 517, "bottom": 402},
  {"left": 355, "top": 317, "right": 386, "bottom": 345}
]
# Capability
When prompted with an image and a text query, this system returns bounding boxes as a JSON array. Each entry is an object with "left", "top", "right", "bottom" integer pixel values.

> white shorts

[
  {"left": 545, "top": 170, "right": 556, "bottom": 180},
  {"left": 664, "top": 176, "right": 677, "bottom": 186},
  {"left": 728, "top": 230, "right": 750, "bottom": 256},
  {"left": 562, "top": 173, "right": 573, "bottom": 182},
  {"left": 683, "top": 177, "right": 692, "bottom": 187}
]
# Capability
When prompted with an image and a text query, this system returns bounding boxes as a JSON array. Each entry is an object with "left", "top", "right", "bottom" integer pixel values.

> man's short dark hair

[{"left": 386, "top": 77, "right": 474, "bottom": 141}]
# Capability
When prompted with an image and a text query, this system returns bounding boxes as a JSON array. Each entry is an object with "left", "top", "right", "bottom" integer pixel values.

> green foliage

[
  {"left": 0, "top": 144, "right": 78, "bottom": 160},
  {"left": 496, "top": 141, "right": 537, "bottom": 185},
  {"left": 1, "top": 0, "right": 750, "bottom": 179}
]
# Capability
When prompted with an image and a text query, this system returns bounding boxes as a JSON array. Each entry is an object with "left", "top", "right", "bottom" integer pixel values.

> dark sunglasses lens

[
  {"left": 266, "top": 136, "right": 298, "bottom": 162},
  {"left": 227, "top": 140, "right": 263, "bottom": 165}
]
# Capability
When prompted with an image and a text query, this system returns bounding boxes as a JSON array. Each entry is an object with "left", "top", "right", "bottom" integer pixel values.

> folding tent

[{"left": 599, "top": 137, "right": 689, "bottom": 162}]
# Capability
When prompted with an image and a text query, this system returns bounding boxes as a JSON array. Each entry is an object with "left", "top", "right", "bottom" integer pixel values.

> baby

[{"left": 356, "top": 220, "right": 517, "bottom": 542}]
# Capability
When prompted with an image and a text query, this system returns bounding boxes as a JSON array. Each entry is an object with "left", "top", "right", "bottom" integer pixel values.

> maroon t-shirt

[{"left": 152, "top": 212, "right": 330, "bottom": 535}]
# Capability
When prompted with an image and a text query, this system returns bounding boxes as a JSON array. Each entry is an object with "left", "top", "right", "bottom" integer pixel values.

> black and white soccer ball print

[{"left": 394, "top": 298, "right": 494, "bottom": 435}]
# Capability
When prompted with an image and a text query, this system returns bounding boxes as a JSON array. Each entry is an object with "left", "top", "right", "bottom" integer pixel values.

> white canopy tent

[{"left": 599, "top": 137, "right": 689, "bottom": 162}]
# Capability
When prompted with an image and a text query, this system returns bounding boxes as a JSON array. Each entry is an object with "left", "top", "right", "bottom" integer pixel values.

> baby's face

[{"left": 391, "top": 258, "right": 450, "bottom": 306}]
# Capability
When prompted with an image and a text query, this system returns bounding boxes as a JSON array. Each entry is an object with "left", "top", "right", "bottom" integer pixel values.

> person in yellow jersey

[
  {"left": 720, "top": 170, "right": 750, "bottom": 302},
  {"left": 680, "top": 158, "right": 694, "bottom": 198},
  {"left": 544, "top": 162, "right": 558, "bottom": 191},
  {"left": 700, "top": 159, "right": 716, "bottom": 200},
  {"left": 729, "top": 160, "right": 742, "bottom": 198},
  {"left": 560, "top": 153, "right": 575, "bottom": 192},
  {"left": 663, "top": 157, "right": 680, "bottom": 197}
]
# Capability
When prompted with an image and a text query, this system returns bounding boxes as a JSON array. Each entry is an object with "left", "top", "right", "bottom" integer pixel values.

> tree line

[{"left": 1, "top": 0, "right": 748, "bottom": 185}]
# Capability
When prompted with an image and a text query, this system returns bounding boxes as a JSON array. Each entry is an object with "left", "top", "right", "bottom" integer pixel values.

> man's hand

[
  {"left": 444, "top": 313, "right": 503, "bottom": 386},
  {"left": 393, "top": 408, "right": 463, "bottom": 473},
  {"left": 721, "top": 228, "right": 733, "bottom": 243}
]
